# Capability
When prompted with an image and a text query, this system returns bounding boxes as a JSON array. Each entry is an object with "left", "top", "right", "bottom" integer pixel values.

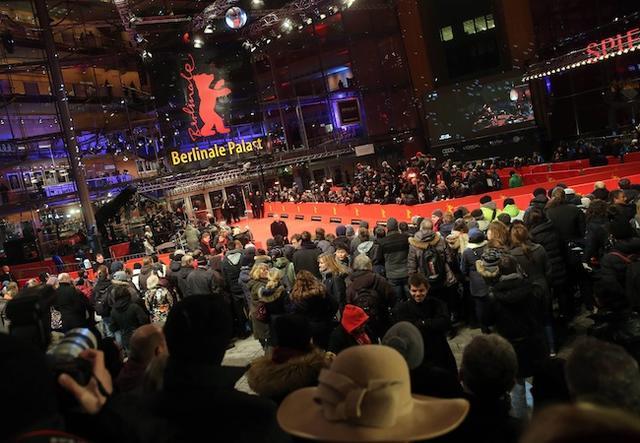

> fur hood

[
  {"left": 246, "top": 348, "right": 328, "bottom": 401},
  {"left": 475, "top": 258, "right": 499, "bottom": 279},
  {"left": 408, "top": 231, "right": 442, "bottom": 250},
  {"left": 467, "top": 240, "right": 488, "bottom": 250}
]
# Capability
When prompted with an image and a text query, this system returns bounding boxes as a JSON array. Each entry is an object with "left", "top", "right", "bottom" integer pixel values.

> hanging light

[{"left": 204, "top": 24, "right": 214, "bottom": 34}]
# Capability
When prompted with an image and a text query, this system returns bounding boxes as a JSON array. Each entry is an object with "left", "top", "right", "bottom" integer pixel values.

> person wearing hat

[
  {"left": 328, "top": 304, "right": 373, "bottom": 354},
  {"left": 247, "top": 314, "right": 329, "bottom": 404},
  {"left": 564, "top": 188, "right": 582, "bottom": 206},
  {"left": 378, "top": 217, "right": 411, "bottom": 302},
  {"left": 334, "top": 224, "right": 350, "bottom": 252},
  {"left": 383, "top": 321, "right": 462, "bottom": 399},
  {"left": 476, "top": 249, "right": 547, "bottom": 418},
  {"left": 393, "top": 273, "right": 457, "bottom": 376},
  {"left": 277, "top": 345, "right": 469, "bottom": 442}
]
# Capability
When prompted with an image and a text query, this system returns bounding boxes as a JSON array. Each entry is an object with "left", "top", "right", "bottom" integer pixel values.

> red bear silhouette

[{"left": 193, "top": 73, "right": 231, "bottom": 136}]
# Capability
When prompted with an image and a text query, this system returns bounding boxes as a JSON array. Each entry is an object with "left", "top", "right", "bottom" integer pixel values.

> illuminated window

[
  {"left": 440, "top": 26, "right": 453, "bottom": 42},
  {"left": 463, "top": 20, "right": 476, "bottom": 35},
  {"left": 474, "top": 16, "right": 487, "bottom": 32},
  {"left": 486, "top": 14, "right": 495, "bottom": 29}
]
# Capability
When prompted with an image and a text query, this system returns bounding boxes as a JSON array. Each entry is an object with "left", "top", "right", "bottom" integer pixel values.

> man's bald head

[{"left": 129, "top": 324, "right": 167, "bottom": 365}]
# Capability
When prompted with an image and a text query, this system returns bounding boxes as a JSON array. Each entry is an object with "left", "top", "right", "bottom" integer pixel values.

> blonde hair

[
  {"left": 319, "top": 253, "right": 349, "bottom": 276},
  {"left": 266, "top": 268, "right": 282, "bottom": 289},
  {"left": 249, "top": 262, "right": 269, "bottom": 281}
]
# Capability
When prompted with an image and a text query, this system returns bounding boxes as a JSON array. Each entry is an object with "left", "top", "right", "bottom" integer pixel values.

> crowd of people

[
  {"left": 2, "top": 168, "right": 640, "bottom": 441},
  {"left": 265, "top": 135, "right": 639, "bottom": 205}
]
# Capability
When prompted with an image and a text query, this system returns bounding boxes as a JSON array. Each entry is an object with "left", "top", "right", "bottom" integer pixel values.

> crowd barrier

[
  {"left": 495, "top": 152, "right": 640, "bottom": 175},
  {"left": 266, "top": 172, "right": 640, "bottom": 225}
]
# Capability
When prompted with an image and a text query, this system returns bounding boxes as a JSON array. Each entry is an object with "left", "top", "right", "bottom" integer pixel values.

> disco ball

[{"left": 225, "top": 7, "right": 248, "bottom": 29}]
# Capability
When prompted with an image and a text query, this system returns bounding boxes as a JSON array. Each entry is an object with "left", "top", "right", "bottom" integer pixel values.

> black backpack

[
  {"left": 94, "top": 283, "right": 112, "bottom": 317},
  {"left": 350, "top": 286, "right": 380, "bottom": 319},
  {"left": 419, "top": 247, "right": 447, "bottom": 288}
]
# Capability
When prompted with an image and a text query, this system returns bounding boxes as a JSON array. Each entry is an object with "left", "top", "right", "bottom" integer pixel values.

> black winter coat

[
  {"left": 221, "top": 249, "right": 244, "bottom": 299},
  {"left": 270, "top": 220, "right": 289, "bottom": 239},
  {"left": 292, "top": 242, "right": 322, "bottom": 279},
  {"left": 128, "top": 360, "right": 291, "bottom": 443},
  {"left": 376, "top": 231, "right": 410, "bottom": 280},
  {"left": 461, "top": 242, "right": 489, "bottom": 298},
  {"left": 546, "top": 202, "right": 586, "bottom": 242},
  {"left": 110, "top": 291, "right": 149, "bottom": 349},
  {"left": 53, "top": 282, "right": 91, "bottom": 332},
  {"left": 584, "top": 216, "right": 609, "bottom": 264},
  {"left": 393, "top": 297, "right": 457, "bottom": 375},
  {"left": 345, "top": 270, "right": 395, "bottom": 338},
  {"left": 291, "top": 290, "right": 337, "bottom": 350},
  {"left": 596, "top": 237, "right": 640, "bottom": 310},
  {"left": 175, "top": 266, "right": 193, "bottom": 299},
  {"left": 529, "top": 220, "right": 568, "bottom": 287},
  {"left": 185, "top": 267, "right": 217, "bottom": 297},
  {"left": 327, "top": 324, "right": 359, "bottom": 354},
  {"left": 434, "top": 394, "right": 522, "bottom": 443},
  {"left": 484, "top": 272, "right": 547, "bottom": 377},
  {"left": 322, "top": 271, "right": 347, "bottom": 309}
]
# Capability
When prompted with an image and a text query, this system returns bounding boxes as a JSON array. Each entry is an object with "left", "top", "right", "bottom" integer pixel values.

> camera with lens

[{"left": 47, "top": 327, "right": 97, "bottom": 386}]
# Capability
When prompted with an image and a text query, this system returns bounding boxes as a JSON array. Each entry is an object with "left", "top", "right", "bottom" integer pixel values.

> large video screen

[{"left": 424, "top": 76, "right": 535, "bottom": 146}]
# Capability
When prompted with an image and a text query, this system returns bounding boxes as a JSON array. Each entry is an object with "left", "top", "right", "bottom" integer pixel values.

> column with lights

[{"left": 33, "top": 0, "right": 101, "bottom": 252}]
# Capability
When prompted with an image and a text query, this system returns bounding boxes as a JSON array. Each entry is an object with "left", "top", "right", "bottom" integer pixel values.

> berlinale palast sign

[{"left": 173, "top": 54, "right": 263, "bottom": 167}]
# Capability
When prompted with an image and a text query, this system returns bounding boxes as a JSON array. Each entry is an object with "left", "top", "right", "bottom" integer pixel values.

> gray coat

[{"left": 460, "top": 241, "right": 489, "bottom": 298}]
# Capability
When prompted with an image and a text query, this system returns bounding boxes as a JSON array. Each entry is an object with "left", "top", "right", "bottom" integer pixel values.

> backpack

[
  {"left": 609, "top": 252, "right": 640, "bottom": 310},
  {"left": 419, "top": 246, "right": 447, "bottom": 288},
  {"left": 350, "top": 286, "right": 380, "bottom": 319},
  {"left": 94, "top": 284, "right": 112, "bottom": 317}
]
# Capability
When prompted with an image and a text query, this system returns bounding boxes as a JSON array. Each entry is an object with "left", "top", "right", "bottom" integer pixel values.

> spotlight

[
  {"left": 281, "top": 18, "right": 293, "bottom": 32},
  {"left": 193, "top": 36, "right": 204, "bottom": 48},
  {"left": 142, "top": 49, "right": 153, "bottom": 59},
  {"left": 204, "top": 24, "right": 214, "bottom": 34},
  {"left": 252, "top": 0, "right": 264, "bottom": 6}
]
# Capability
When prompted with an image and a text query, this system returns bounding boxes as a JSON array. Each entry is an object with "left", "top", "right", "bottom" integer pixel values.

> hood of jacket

[
  {"left": 509, "top": 242, "right": 543, "bottom": 258},
  {"left": 224, "top": 249, "right": 243, "bottom": 266},
  {"left": 247, "top": 348, "right": 326, "bottom": 401},
  {"left": 273, "top": 257, "right": 290, "bottom": 269},
  {"left": 491, "top": 272, "right": 529, "bottom": 304},
  {"left": 260, "top": 285, "right": 285, "bottom": 303},
  {"left": 530, "top": 220, "right": 555, "bottom": 236},
  {"left": 112, "top": 289, "right": 131, "bottom": 311},
  {"left": 467, "top": 240, "right": 488, "bottom": 250},
  {"left": 357, "top": 240, "right": 374, "bottom": 255},
  {"left": 409, "top": 231, "right": 442, "bottom": 250}
]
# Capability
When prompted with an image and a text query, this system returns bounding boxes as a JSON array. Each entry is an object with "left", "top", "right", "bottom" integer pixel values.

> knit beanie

[
  {"left": 468, "top": 228, "right": 486, "bottom": 244},
  {"left": 335, "top": 225, "right": 347, "bottom": 236},
  {"left": 382, "top": 321, "right": 424, "bottom": 370},
  {"left": 341, "top": 304, "right": 368, "bottom": 334},
  {"left": 112, "top": 271, "right": 129, "bottom": 282}
]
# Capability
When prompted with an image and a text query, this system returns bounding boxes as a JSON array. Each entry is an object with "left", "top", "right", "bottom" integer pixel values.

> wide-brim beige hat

[
  {"left": 277, "top": 345, "right": 469, "bottom": 442},
  {"left": 278, "top": 390, "right": 468, "bottom": 442}
]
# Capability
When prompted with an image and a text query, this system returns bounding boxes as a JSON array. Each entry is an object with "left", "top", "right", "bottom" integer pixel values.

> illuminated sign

[
  {"left": 169, "top": 138, "right": 264, "bottom": 166},
  {"left": 337, "top": 99, "right": 361, "bottom": 125},
  {"left": 586, "top": 27, "right": 640, "bottom": 59},
  {"left": 181, "top": 54, "right": 231, "bottom": 142}
]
